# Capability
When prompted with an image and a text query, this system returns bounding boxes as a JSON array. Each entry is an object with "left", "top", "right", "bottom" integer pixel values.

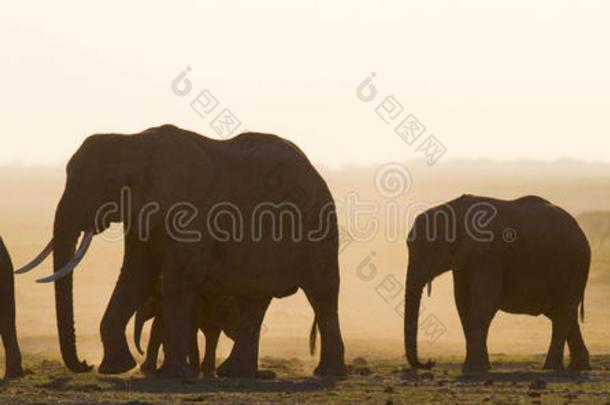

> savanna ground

[
  {"left": 1, "top": 161, "right": 610, "bottom": 403},
  {"left": 1, "top": 352, "right": 610, "bottom": 404}
]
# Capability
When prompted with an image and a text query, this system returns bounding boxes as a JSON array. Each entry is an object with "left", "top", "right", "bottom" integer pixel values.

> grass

[{"left": 1, "top": 354, "right": 610, "bottom": 404}]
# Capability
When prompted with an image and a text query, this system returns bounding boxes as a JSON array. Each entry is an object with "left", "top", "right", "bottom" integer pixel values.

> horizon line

[{"left": 3, "top": 156, "right": 610, "bottom": 171}]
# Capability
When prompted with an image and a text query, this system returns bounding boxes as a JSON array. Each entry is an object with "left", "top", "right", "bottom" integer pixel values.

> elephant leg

[
  {"left": 462, "top": 267, "right": 500, "bottom": 373},
  {"left": 1, "top": 263, "right": 23, "bottom": 379},
  {"left": 463, "top": 307, "right": 496, "bottom": 373},
  {"left": 187, "top": 326, "right": 200, "bottom": 374},
  {"left": 1, "top": 326, "right": 23, "bottom": 379},
  {"left": 567, "top": 316, "right": 591, "bottom": 370},
  {"left": 454, "top": 270, "right": 493, "bottom": 371},
  {"left": 140, "top": 315, "right": 163, "bottom": 373},
  {"left": 201, "top": 325, "right": 221, "bottom": 377},
  {"left": 217, "top": 296, "right": 271, "bottom": 378},
  {"left": 303, "top": 283, "right": 348, "bottom": 377},
  {"left": 156, "top": 272, "right": 197, "bottom": 378},
  {"left": 543, "top": 314, "right": 569, "bottom": 370},
  {"left": 452, "top": 270, "right": 470, "bottom": 340},
  {"left": 99, "top": 242, "right": 156, "bottom": 374}
]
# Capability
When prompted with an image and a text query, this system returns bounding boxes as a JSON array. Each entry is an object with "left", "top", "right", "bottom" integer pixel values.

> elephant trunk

[
  {"left": 404, "top": 262, "right": 434, "bottom": 369},
  {"left": 53, "top": 199, "right": 92, "bottom": 373}
]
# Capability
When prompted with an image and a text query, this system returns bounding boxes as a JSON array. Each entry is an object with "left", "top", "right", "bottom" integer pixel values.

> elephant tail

[{"left": 309, "top": 318, "right": 317, "bottom": 356}]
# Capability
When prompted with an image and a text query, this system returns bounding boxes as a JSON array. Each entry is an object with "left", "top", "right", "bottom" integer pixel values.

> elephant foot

[
  {"left": 188, "top": 362, "right": 201, "bottom": 376},
  {"left": 156, "top": 362, "right": 197, "bottom": 379},
  {"left": 99, "top": 354, "right": 136, "bottom": 375},
  {"left": 542, "top": 359, "right": 564, "bottom": 371},
  {"left": 568, "top": 357, "right": 591, "bottom": 371},
  {"left": 314, "top": 362, "right": 348, "bottom": 378},
  {"left": 4, "top": 365, "right": 24, "bottom": 380},
  {"left": 139, "top": 359, "right": 158, "bottom": 375},
  {"left": 217, "top": 359, "right": 258, "bottom": 378},
  {"left": 542, "top": 363, "right": 564, "bottom": 371},
  {"left": 201, "top": 369, "right": 216, "bottom": 379},
  {"left": 462, "top": 361, "right": 491, "bottom": 374}
]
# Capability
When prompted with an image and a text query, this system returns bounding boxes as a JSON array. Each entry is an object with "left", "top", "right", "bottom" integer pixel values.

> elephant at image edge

[
  {"left": 18, "top": 124, "right": 346, "bottom": 378},
  {"left": 404, "top": 194, "right": 591, "bottom": 373},
  {"left": 0, "top": 236, "right": 24, "bottom": 379}
]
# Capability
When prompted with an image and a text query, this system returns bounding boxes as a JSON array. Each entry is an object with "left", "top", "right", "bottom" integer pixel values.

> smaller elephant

[
  {"left": 0, "top": 237, "right": 23, "bottom": 379},
  {"left": 405, "top": 195, "right": 591, "bottom": 373},
  {"left": 134, "top": 279, "right": 239, "bottom": 377}
]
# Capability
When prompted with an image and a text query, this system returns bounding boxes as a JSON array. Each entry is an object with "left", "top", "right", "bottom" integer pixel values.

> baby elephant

[
  {"left": 134, "top": 281, "right": 239, "bottom": 377},
  {"left": 0, "top": 237, "right": 23, "bottom": 379},
  {"left": 405, "top": 195, "right": 591, "bottom": 373}
]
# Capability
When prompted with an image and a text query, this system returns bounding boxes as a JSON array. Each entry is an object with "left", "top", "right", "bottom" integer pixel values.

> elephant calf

[
  {"left": 405, "top": 194, "right": 591, "bottom": 373},
  {"left": 134, "top": 280, "right": 239, "bottom": 377},
  {"left": 0, "top": 237, "right": 23, "bottom": 379}
]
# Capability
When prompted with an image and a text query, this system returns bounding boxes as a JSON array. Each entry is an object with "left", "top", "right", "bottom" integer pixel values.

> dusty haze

[{"left": 2, "top": 159, "right": 609, "bottom": 365}]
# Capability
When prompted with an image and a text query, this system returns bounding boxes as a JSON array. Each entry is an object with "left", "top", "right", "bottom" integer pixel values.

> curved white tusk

[
  {"left": 15, "top": 240, "right": 53, "bottom": 274},
  {"left": 36, "top": 231, "right": 94, "bottom": 283}
]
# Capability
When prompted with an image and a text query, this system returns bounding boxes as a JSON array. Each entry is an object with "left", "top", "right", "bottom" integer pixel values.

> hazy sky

[{"left": 2, "top": 1, "right": 609, "bottom": 168}]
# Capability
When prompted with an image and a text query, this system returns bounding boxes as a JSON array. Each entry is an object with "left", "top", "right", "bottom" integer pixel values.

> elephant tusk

[
  {"left": 15, "top": 240, "right": 53, "bottom": 274},
  {"left": 36, "top": 231, "right": 94, "bottom": 283},
  {"left": 427, "top": 281, "right": 432, "bottom": 297}
]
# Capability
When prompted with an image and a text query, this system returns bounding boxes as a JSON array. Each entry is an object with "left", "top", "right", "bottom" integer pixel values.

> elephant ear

[{"left": 121, "top": 137, "right": 161, "bottom": 235}]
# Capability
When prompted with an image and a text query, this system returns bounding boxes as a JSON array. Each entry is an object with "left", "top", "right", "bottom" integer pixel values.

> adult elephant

[
  {"left": 0, "top": 236, "right": 23, "bottom": 379},
  {"left": 18, "top": 124, "right": 346, "bottom": 378},
  {"left": 404, "top": 194, "right": 590, "bottom": 373}
]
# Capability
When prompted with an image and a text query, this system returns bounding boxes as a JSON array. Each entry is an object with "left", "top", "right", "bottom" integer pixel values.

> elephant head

[
  {"left": 404, "top": 197, "right": 465, "bottom": 369},
  {"left": 17, "top": 134, "right": 146, "bottom": 372}
]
